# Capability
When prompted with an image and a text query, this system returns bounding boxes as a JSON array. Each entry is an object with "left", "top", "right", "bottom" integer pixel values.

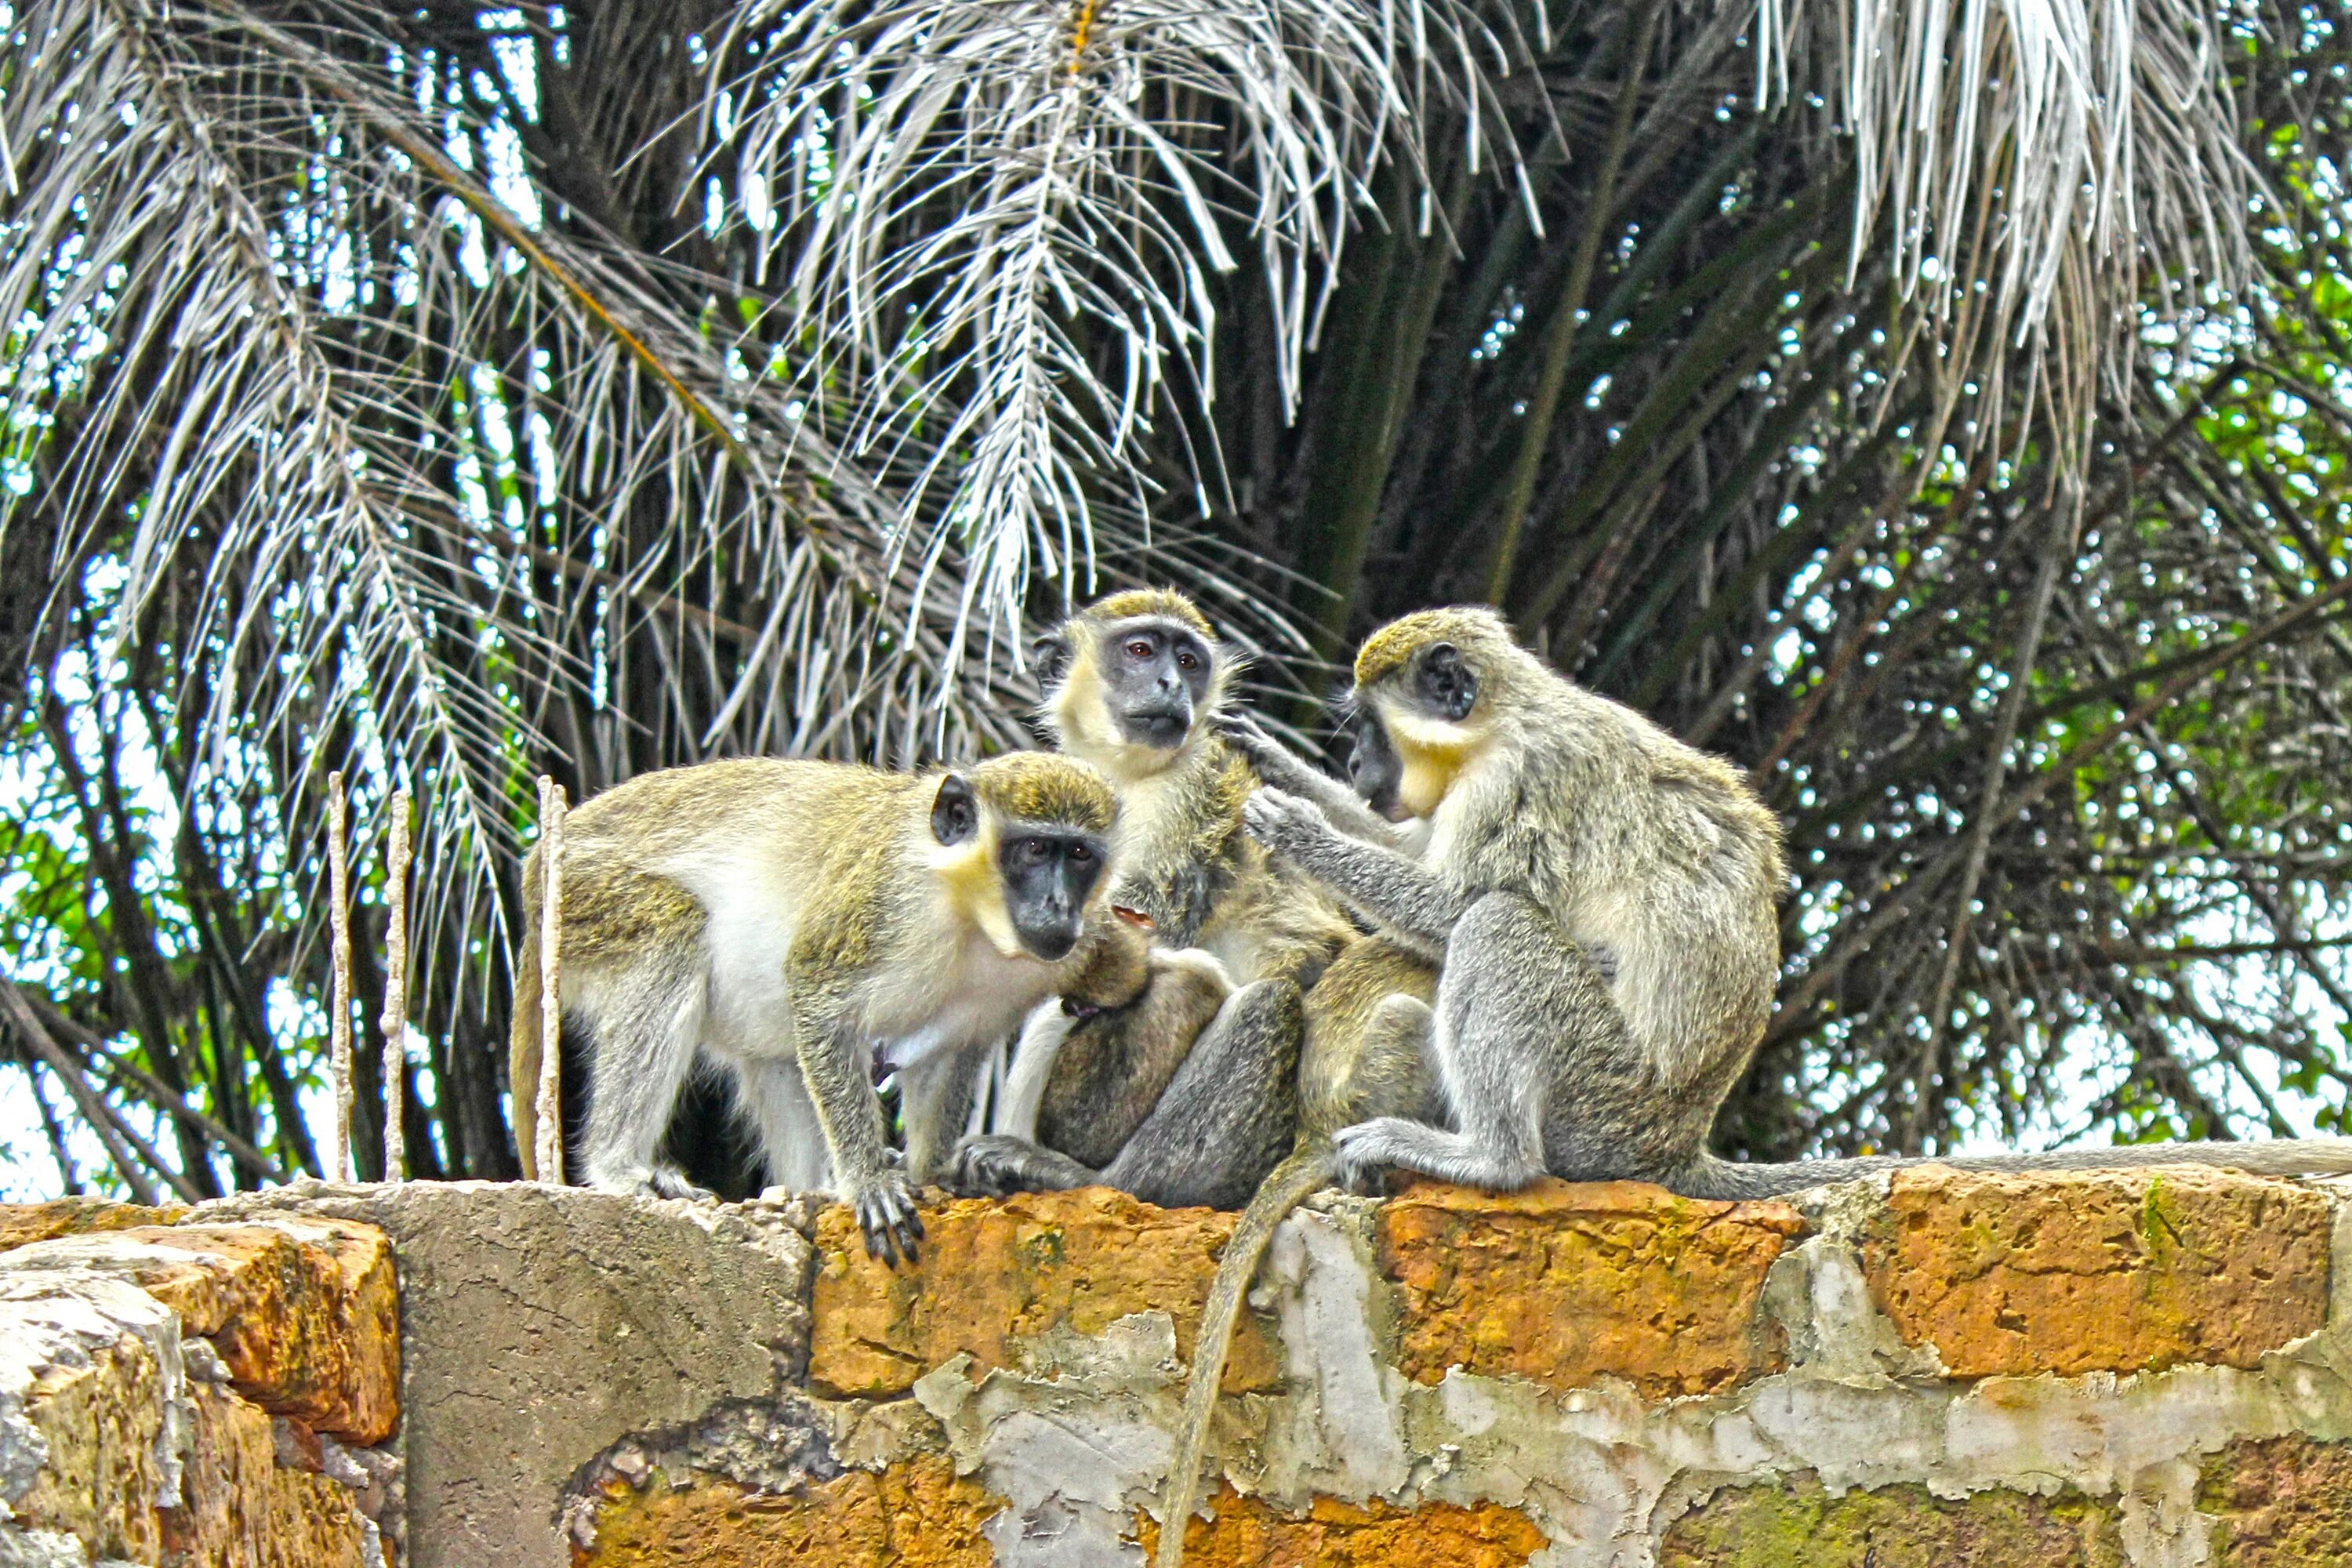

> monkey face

[
  {"left": 1346, "top": 708, "right": 1409, "bottom": 822},
  {"left": 1094, "top": 616, "right": 1214, "bottom": 750},
  {"left": 996, "top": 827, "right": 1109, "bottom": 961}
]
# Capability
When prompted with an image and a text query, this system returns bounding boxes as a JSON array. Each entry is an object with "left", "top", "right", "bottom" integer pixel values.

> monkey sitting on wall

[
  {"left": 950, "top": 589, "right": 1353, "bottom": 1208},
  {"left": 980, "top": 904, "right": 1305, "bottom": 1208},
  {"left": 1233, "top": 604, "right": 2352, "bottom": 1200},
  {"left": 507, "top": 753, "right": 1122, "bottom": 1263}
]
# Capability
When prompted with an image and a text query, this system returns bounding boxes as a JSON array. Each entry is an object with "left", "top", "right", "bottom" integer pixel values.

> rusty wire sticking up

[
  {"left": 380, "top": 789, "right": 412, "bottom": 1181},
  {"left": 534, "top": 776, "right": 567, "bottom": 1185},
  {"left": 326, "top": 771, "right": 354, "bottom": 1184}
]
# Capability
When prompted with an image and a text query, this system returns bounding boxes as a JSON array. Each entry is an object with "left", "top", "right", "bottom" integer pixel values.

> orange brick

[
  {"left": 1375, "top": 1179, "right": 1802, "bottom": 1397},
  {"left": 1864, "top": 1165, "right": 2329, "bottom": 1377},
  {"left": 808, "top": 1188, "right": 1282, "bottom": 1399},
  {"left": 576, "top": 1457, "right": 1000, "bottom": 1568},
  {"left": 1139, "top": 1486, "right": 1548, "bottom": 1568}
]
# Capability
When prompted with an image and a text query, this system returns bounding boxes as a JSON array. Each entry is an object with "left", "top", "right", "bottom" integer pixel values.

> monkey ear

[
  {"left": 931, "top": 774, "right": 980, "bottom": 846},
  {"left": 1031, "top": 632, "right": 1073, "bottom": 685},
  {"left": 1112, "top": 905, "right": 1156, "bottom": 930},
  {"left": 1421, "top": 643, "right": 1479, "bottom": 721}
]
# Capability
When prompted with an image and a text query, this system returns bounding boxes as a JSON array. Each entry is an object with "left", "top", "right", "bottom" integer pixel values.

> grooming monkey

[
  {"left": 1240, "top": 604, "right": 2352, "bottom": 1199},
  {"left": 506, "top": 753, "right": 1121, "bottom": 1262},
  {"left": 1153, "top": 604, "right": 2352, "bottom": 1563},
  {"left": 951, "top": 589, "right": 1355, "bottom": 1206}
]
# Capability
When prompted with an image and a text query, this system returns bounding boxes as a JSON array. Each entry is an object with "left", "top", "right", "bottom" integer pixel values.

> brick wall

[{"left": 9, "top": 1166, "right": 2352, "bottom": 1566}]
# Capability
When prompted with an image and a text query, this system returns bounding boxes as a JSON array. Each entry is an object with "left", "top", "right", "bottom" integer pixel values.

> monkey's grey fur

[
  {"left": 1237, "top": 606, "right": 2352, "bottom": 1202},
  {"left": 949, "top": 589, "right": 1348, "bottom": 1207}
]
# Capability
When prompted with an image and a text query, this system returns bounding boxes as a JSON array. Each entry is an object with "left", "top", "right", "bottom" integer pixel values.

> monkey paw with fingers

[
  {"left": 949, "top": 1134, "right": 1086, "bottom": 1199},
  {"left": 1241, "top": 786, "right": 1338, "bottom": 863},
  {"left": 590, "top": 1163, "right": 717, "bottom": 1203},
  {"left": 852, "top": 1168, "right": 926, "bottom": 1267},
  {"left": 1214, "top": 712, "right": 1293, "bottom": 779}
]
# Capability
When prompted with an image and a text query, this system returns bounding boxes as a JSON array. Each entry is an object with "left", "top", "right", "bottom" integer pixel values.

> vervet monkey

[
  {"left": 506, "top": 753, "right": 1121, "bottom": 1263},
  {"left": 964, "top": 910, "right": 1304, "bottom": 1210},
  {"left": 1242, "top": 604, "right": 2352, "bottom": 1200},
  {"left": 949, "top": 589, "right": 1354, "bottom": 1203},
  {"left": 1149, "top": 604, "right": 2352, "bottom": 1563}
]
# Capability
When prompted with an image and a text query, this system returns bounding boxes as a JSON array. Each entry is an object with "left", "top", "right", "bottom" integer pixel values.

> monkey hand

[
  {"left": 1243, "top": 786, "right": 1339, "bottom": 864},
  {"left": 949, "top": 1134, "right": 1093, "bottom": 1198},
  {"left": 850, "top": 1167, "right": 926, "bottom": 1267},
  {"left": 1215, "top": 712, "right": 1298, "bottom": 780}
]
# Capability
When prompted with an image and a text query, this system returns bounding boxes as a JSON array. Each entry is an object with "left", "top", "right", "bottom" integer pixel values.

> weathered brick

[
  {"left": 576, "top": 1457, "right": 1002, "bottom": 1567},
  {"left": 1374, "top": 1179, "right": 1802, "bottom": 1397},
  {"left": 2198, "top": 1435, "right": 2352, "bottom": 1566},
  {"left": 2, "top": 1274, "right": 372, "bottom": 1568},
  {"left": 1659, "top": 1473, "right": 2127, "bottom": 1566},
  {"left": 1863, "top": 1166, "right": 2329, "bottom": 1377},
  {"left": 1138, "top": 1486, "right": 1549, "bottom": 1567},
  {"left": 809, "top": 1188, "right": 1281, "bottom": 1398},
  {"left": 0, "top": 1219, "right": 401, "bottom": 1443},
  {"left": 0, "top": 1196, "right": 187, "bottom": 1251}
]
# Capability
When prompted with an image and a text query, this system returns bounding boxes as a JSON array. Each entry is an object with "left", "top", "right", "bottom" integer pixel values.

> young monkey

[
  {"left": 951, "top": 589, "right": 1349, "bottom": 1206},
  {"left": 508, "top": 753, "right": 1121, "bottom": 1264}
]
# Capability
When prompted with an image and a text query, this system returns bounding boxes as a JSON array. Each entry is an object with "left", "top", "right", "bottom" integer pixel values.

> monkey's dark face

[
  {"left": 1346, "top": 707, "right": 1409, "bottom": 822},
  {"left": 996, "top": 828, "right": 1108, "bottom": 960},
  {"left": 1091, "top": 616, "right": 1214, "bottom": 750}
]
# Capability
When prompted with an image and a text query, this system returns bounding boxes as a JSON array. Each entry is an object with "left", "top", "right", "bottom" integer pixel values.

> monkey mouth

[
  {"left": 1123, "top": 710, "right": 1191, "bottom": 748},
  {"left": 1062, "top": 999, "right": 1107, "bottom": 1021}
]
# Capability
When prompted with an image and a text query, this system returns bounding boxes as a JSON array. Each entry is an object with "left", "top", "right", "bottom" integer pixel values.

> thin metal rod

[
  {"left": 380, "top": 788, "right": 412, "bottom": 1181},
  {"left": 534, "top": 776, "right": 568, "bottom": 1185},
  {"left": 326, "top": 770, "right": 354, "bottom": 1185}
]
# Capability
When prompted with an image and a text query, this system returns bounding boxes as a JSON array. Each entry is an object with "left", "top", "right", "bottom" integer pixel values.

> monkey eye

[
  {"left": 1069, "top": 841, "right": 1093, "bottom": 862},
  {"left": 1124, "top": 638, "right": 1153, "bottom": 659},
  {"left": 1018, "top": 837, "right": 1054, "bottom": 862},
  {"left": 1174, "top": 648, "right": 1200, "bottom": 672}
]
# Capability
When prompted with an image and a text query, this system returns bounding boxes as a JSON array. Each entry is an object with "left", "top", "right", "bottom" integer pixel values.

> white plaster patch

[{"left": 1253, "top": 1210, "right": 1410, "bottom": 1503}]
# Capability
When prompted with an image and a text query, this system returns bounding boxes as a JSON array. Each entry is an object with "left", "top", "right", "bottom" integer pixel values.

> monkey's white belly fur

[{"left": 677, "top": 857, "right": 1047, "bottom": 1073}]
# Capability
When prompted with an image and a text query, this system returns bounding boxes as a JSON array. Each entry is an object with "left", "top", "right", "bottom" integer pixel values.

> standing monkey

[
  {"left": 952, "top": 589, "right": 1356, "bottom": 1206},
  {"left": 507, "top": 753, "right": 1121, "bottom": 1262}
]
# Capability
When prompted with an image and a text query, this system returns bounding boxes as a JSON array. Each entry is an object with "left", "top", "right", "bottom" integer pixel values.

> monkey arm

[
  {"left": 1243, "top": 788, "right": 1470, "bottom": 950},
  {"left": 787, "top": 981, "right": 924, "bottom": 1265},
  {"left": 1218, "top": 714, "right": 1405, "bottom": 847}
]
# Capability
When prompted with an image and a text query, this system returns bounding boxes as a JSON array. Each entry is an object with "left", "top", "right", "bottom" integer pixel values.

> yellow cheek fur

[
  {"left": 1380, "top": 708, "right": 1486, "bottom": 819},
  {"left": 931, "top": 838, "right": 1021, "bottom": 956}
]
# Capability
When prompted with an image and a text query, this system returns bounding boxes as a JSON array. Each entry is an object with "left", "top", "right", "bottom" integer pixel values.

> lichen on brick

[
  {"left": 1659, "top": 1472, "right": 2129, "bottom": 1566},
  {"left": 2198, "top": 1435, "right": 2352, "bottom": 1566},
  {"left": 808, "top": 1188, "right": 1283, "bottom": 1399},
  {"left": 1138, "top": 1484, "right": 1549, "bottom": 1567},
  {"left": 575, "top": 1457, "right": 1004, "bottom": 1568}
]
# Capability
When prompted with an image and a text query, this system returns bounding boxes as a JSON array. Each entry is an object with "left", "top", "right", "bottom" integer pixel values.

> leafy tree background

[{"left": 5, "top": 0, "right": 2352, "bottom": 1199}]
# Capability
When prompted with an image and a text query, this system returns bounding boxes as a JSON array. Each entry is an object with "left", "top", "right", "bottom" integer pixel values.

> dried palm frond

[
  {"left": 706, "top": 0, "right": 1523, "bottom": 657},
  {"left": 1752, "top": 0, "right": 2257, "bottom": 453}
]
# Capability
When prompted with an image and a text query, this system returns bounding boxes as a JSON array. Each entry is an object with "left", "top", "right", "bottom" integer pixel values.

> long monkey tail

[
  {"left": 1154, "top": 1145, "right": 1334, "bottom": 1568},
  {"left": 1675, "top": 1138, "right": 2352, "bottom": 1200},
  {"left": 507, "top": 848, "right": 544, "bottom": 1181}
]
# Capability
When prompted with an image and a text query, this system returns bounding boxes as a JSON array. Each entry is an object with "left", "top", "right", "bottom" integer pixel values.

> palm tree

[{"left": 2, "top": 0, "right": 2347, "bottom": 1196}]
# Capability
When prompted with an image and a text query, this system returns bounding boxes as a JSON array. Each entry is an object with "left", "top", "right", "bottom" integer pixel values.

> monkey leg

[
  {"left": 1332, "top": 890, "right": 1628, "bottom": 1192},
  {"left": 576, "top": 951, "right": 712, "bottom": 1199},
  {"left": 730, "top": 1054, "right": 833, "bottom": 1195},
  {"left": 898, "top": 1047, "right": 985, "bottom": 1185},
  {"left": 1099, "top": 978, "right": 1302, "bottom": 1210}
]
